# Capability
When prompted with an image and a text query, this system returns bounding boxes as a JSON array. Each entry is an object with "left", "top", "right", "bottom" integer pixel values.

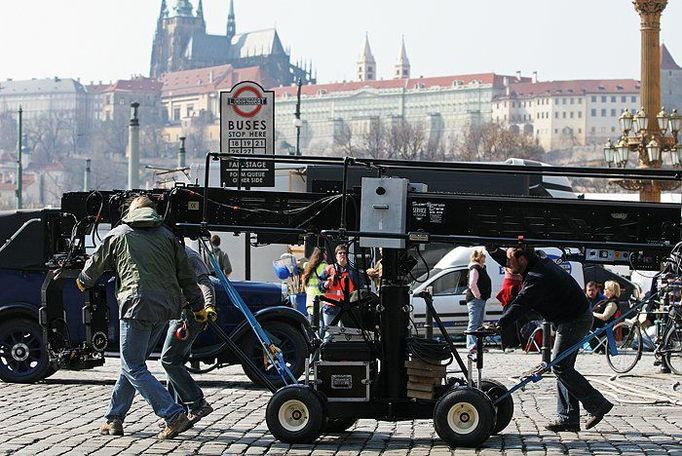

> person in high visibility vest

[{"left": 318, "top": 245, "right": 361, "bottom": 338}]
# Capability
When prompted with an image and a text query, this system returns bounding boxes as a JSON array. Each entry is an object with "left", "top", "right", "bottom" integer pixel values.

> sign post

[{"left": 220, "top": 81, "right": 275, "bottom": 187}]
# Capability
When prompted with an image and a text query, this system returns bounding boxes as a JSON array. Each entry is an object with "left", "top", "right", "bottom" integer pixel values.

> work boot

[
  {"left": 157, "top": 412, "right": 191, "bottom": 440},
  {"left": 660, "top": 365, "right": 671, "bottom": 374},
  {"left": 99, "top": 419, "right": 124, "bottom": 436},
  {"left": 544, "top": 420, "right": 580, "bottom": 432},
  {"left": 585, "top": 401, "right": 614, "bottom": 430},
  {"left": 188, "top": 403, "right": 214, "bottom": 425}
]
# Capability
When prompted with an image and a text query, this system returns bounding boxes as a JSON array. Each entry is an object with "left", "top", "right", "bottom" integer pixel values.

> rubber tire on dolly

[
  {"left": 0, "top": 318, "right": 55, "bottom": 384},
  {"left": 479, "top": 379, "right": 514, "bottom": 434},
  {"left": 266, "top": 385, "right": 326, "bottom": 443},
  {"left": 241, "top": 321, "right": 308, "bottom": 388},
  {"left": 434, "top": 386, "right": 495, "bottom": 448}
]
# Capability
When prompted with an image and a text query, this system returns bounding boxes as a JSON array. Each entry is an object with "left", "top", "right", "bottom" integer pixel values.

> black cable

[{"left": 406, "top": 337, "right": 452, "bottom": 366}]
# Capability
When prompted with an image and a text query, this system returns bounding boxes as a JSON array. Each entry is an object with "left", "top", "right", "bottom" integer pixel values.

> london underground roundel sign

[{"left": 219, "top": 81, "right": 275, "bottom": 187}]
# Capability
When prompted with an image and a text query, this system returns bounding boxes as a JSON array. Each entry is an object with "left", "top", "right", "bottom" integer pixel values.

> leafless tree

[
  {"left": 360, "top": 118, "right": 387, "bottom": 159},
  {"left": 457, "top": 121, "right": 543, "bottom": 162},
  {"left": 386, "top": 119, "right": 427, "bottom": 161},
  {"left": 333, "top": 122, "right": 355, "bottom": 156}
]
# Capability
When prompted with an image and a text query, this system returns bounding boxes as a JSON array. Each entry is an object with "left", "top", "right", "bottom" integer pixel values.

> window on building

[
  {"left": 579, "top": 98, "right": 583, "bottom": 104},
  {"left": 611, "top": 109, "right": 616, "bottom": 117},
  {"left": 570, "top": 98, "right": 574, "bottom": 104},
  {"left": 602, "top": 96, "right": 607, "bottom": 102},
  {"left": 563, "top": 112, "right": 567, "bottom": 119},
  {"left": 563, "top": 98, "right": 567, "bottom": 105},
  {"left": 578, "top": 128, "right": 582, "bottom": 133},
  {"left": 591, "top": 96, "right": 597, "bottom": 102},
  {"left": 578, "top": 111, "right": 582, "bottom": 118},
  {"left": 555, "top": 112, "right": 559, "bottom": 119},
  {"left": 570, "top": 112, "right": 574, "bottom": 118},
  {"left": 601, "top": 109, "right": 607, "bottom": 117},
  {"left": 186, "top": 104, "right": 194, "bottom": 118},
  {"left": 591, "top": 108, "right": 597, "bottom": 116},
  {"left": 173, "top": 107, "right": 180, "bottom": 121},
  {"left": 611, "top": 96, "right": 616, "bottom": 102},
  {"left": 621, "top": 96, "right": 627, "bottom": 102},
  {"left": 554, "top": 129, "right": 558, "bottom": 133},
  {"left": 591, "top": 126, "right": 596, "bottom": 133},
  {"left": 631, "top": 96, "right": 637, "bottom": 103},
  {"left": 611, "top": 126, "right": 616, "bottom": 132},
  {"left": 512, "top": 101, "right": 516, "bottom": 108}
]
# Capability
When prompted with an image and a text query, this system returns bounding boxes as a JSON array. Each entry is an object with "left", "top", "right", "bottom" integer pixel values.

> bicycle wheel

[
  {"left": 606, "top": 321, "right": 642, "bottom": 374},
  {"left": 662, "top": 326, "right": 682, "bottom": 375}
]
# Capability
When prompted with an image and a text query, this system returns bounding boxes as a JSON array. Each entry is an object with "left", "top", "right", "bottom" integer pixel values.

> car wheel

[
  {"left": 241, "top": 321, "right": 307, "bottom": 388},
  {"left": 0, "top": 318, "right": 54, "bottom": 383},
  {"left": 266, "top": 385, "right": 326, "bottom": 443}
]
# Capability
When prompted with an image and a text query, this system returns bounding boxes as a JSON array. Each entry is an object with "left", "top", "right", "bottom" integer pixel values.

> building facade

[
  {"left": 492, "top": 79, "right": 641, "bottom": 150},
  {"left": 660, "top": 44, "right": 682, "bottom": 115},
  {"left": 149, "top": 0, "right": 314, "bottom": 87},
  {"left": 159, "top": 63, "right": 263, "bottom": 147},
  {"left": 87, "top": 77, "right": 162, "bottom": 126},
  {"left": 273, "top": 73, "right": 526, "bottom": 156},
  {"left": 0, "top": 77, "right": 88, "bottom": 136}
]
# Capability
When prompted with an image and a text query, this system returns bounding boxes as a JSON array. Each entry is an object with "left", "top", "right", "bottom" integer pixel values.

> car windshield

[{"left": 410, "top": 268, "right": 441, "bottom": 291}]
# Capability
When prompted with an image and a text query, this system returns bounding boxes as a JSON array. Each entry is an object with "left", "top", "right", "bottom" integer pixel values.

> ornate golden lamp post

[{"left": 603, "top": 0, "right": 681, "bottom": 202}]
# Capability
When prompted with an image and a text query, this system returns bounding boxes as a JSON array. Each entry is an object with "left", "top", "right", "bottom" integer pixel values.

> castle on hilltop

[{"left": 149, "top": 0, "right": 315, "bottom": 87}]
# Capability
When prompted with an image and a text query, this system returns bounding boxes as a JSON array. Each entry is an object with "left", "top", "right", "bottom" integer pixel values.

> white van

[{"left": 409, "top": 246, "right": 585, "bottom": 335}]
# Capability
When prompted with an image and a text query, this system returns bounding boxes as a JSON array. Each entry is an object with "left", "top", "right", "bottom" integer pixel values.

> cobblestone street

[{"left": 0, "top": 350, "right": 680, "bottom": 455}]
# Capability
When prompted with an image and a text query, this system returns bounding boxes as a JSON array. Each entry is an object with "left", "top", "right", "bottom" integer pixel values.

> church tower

[
  {"left": 393, "top": 36, "right": 410, "bottom": 79},
  {"left": 150, "top": 0, "right": 169, "bottom": 77},
  {"left": 149, "top": 0, "right": 205, "bottom": 77},
  {"left": 357, "top": 33, "right": 376, "bottom": 81},
  {"left": 226, "top": 0, "right": 236, "bottom": 41}
]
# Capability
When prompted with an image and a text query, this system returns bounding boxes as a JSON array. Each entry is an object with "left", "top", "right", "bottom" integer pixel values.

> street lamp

[
  {"left": 604, "top": 107, "right": 680, "bottom": 168},
  {"left": 602, "top": 0, "right": 679, "bottom": 201},
  {"left": 293, "top": 78, "right": 303, "bottom": 156}
]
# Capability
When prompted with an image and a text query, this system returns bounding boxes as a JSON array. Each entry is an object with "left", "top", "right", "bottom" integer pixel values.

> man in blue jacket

[{"left": 493, "top": 245, "right": 613, "bottom": 432}]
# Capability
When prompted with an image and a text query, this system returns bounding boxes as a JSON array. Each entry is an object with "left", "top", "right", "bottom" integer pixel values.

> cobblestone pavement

[{"left": 0, "top": 351, "right": 680, "bottom": 455}]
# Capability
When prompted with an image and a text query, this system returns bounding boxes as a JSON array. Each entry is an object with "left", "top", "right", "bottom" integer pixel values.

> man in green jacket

[{"left": 77, "top": 196, "right": 204, "bottom": 439}]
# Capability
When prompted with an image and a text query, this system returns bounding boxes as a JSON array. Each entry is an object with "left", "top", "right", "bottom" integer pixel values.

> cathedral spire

[
  {"left": 158, "top": 0, "right": 168, "bottom": 23},
  {"left": 173, "top": 0, "right": 193, "bottom": 17},
  {"left": 357, "top": 33, "right": 376, "bottom": 81},
  {"left": 226, "top": 0, "right": 236, "bottom": 40},
  {"left": 394, "top": 35, "right": 410, "bottom": 79}
]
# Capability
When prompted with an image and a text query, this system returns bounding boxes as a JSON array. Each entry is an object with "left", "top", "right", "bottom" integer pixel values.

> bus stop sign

[{"left": 220, "top": 81, "right": 275, "bottom": 187}]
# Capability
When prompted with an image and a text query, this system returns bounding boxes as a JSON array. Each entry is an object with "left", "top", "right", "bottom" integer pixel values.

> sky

[{"left": 1, "top": 0, "right": 681, "bottom": 85}]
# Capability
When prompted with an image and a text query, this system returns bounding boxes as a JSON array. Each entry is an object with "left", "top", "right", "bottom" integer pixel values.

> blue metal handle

[{"left": 200, "top": 238, "right": 297, "bottom": 385}]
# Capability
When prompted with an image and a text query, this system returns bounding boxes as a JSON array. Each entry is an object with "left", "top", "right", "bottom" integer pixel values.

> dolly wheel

[
  {"left": 480, "top": 379, "right": 514, "bottom": 434},
  {"left": 266, "top": 385, "right": 326, "bottom": 443},
  {"left": 434, "top": 386, "right": 495, "bottom": 448}
]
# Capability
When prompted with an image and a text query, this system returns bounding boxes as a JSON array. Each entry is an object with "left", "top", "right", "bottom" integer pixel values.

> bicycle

[{"left": 602, "top": 283, "right": 682, "bottom": 374}]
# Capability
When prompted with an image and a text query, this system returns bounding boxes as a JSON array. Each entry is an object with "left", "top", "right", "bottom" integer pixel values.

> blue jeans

[
  {"left": 106, "top": 319, "right": 184, "bottom": 423},
  {"left": 322, "top": 305, "right": 341, "bottom": 341},
  {"left": 161, "top": 309, "right": 207, "bottom": 413},
  {"left": 554, "top": 307, "right": 611, "bottom": 424},
  {"left": 466, "top": 298, "right": 486, "bottom": 349}
]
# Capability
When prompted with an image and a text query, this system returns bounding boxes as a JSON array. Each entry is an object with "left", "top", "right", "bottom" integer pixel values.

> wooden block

[
  {"left": 407, "top": 381, "right": 434, "bottom": 392},
  {"left": 408, "top": 374, "right": 442, "bottom": 386},
  {"left": 405, "top": 359, "right": 447, "bottom": 375},
  {"left": 406, "top": 367, "right": 446, "bottom": 379},
  {"left": 407, "top": 389, "right": 434, "bottom": 400}
]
